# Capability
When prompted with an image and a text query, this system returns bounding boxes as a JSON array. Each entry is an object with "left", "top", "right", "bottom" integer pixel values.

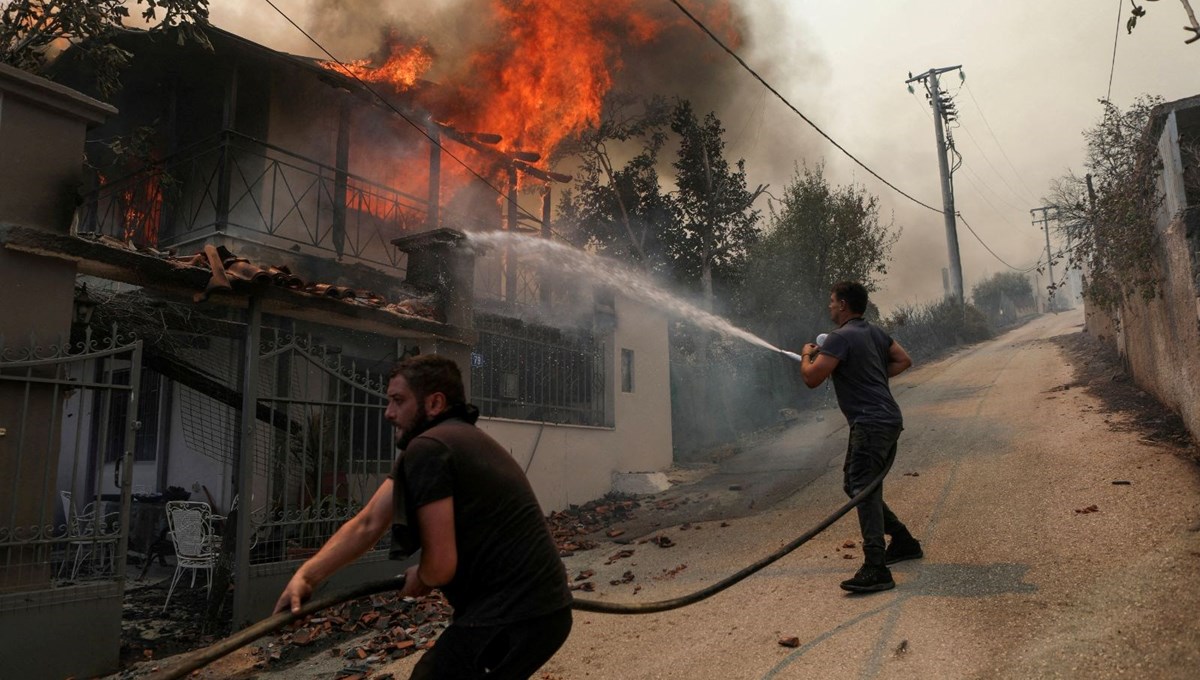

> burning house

[{"left": 0, "top": 22, "right": 672, "bottom": 679}]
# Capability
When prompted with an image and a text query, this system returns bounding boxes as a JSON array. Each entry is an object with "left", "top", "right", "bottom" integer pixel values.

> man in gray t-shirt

[{"left": 797, "top": 281, "right": 923, "bottom": 593}]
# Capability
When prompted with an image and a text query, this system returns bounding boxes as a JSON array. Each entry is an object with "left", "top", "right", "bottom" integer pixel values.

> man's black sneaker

[
  {"left": 885, "top": 537, "right": 923, "bottom": 565},
  {"left": 840, "top": 565, "right": 895, "bottom": 593}
]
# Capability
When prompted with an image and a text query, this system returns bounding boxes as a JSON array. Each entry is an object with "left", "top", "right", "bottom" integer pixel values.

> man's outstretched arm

[{"left": 274, "top": 479, "right": 394, "bottom": 614}]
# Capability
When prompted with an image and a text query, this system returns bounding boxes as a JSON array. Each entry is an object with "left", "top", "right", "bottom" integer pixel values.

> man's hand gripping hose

[
  {"left": 149, "top": 460, "right": 890, "bottom": 678},
  {"left": 148, "top": 576, "right": 406, "bottom": 680}
]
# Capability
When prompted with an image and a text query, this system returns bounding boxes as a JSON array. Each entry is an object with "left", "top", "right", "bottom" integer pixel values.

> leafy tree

[
  {"left": 1046, "top": 96, "right": 1164, "bottom": 311},
  {"left": 665, "top": 100, "right": 763, "bottom": 310},
  {"left": 555, "top": 95, "right": 674, "bottom": 271},
  {"left": 971, "top": 271, "right": 1034, "bottom": 327},
  {"left": 740, "top": 162, "right": 899, "bottom": 346},
  {"left": 971, "top": 271, "right": 1034, "bottom": 310},
  {"left": 0, "top": 0, "right": 211, "bottom": 97}
]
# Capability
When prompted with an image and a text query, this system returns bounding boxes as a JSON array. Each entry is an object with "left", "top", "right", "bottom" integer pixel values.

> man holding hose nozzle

[
  {"left": 274, "top": 354, "right": 573, "bottom": 679},
  {"left": 796, "top": 281, "right": 923, "bottom": 593}
]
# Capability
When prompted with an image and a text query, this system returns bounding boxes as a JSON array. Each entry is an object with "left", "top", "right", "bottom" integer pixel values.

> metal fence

[
  {"left": 74, "top": 130, "right": 435, "bottom": 272},
  {"left": 0, "top": 331, "right": 140, "bottom": 594},
  {"left": 471, "top": 315, "right": 607, "bottom": 426},
  {"left": 0, "top": 330, "right": 141, "bottom": 673}
]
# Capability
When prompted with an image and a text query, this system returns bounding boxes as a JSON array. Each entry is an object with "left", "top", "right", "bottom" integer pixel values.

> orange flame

[
  {"left": 100, "top": 170, "right": 164, "bottom": 247},
  {"left": 452, "top": 1, "right": 657, "bottom": 160},
  {"left": 325, "top": 1, "right": 740, "bottom": 216},
  {"left": 323, "top": 32, "right": 433, "bottom": 90}
]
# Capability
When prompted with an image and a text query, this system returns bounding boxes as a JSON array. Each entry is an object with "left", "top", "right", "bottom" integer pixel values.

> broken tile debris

[
  {"left": 547, "top": 494, "right": 640, "bottom": 556},
  {"left": 654, "top": 564, "right": 688, "bottom": 581},
  {"left": 608, "top": 571, "right": 635, "bottom": 586},
  {"left": 647, "top": 534, "right": 676, "bottom": 548},
  {"left": 605, "top": 549, "right": 635, "bottom": 565},
  {"left": 251, "top": 591, "right": 451, "bottom": 675}
]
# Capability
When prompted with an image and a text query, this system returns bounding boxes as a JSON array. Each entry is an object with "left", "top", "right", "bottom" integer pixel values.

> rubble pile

[
  {"left": 254, "top": 592, "right": 452, "bottom": 675},
  {"left": 546, "top": 495, "right": 640, "bottom": 556}
]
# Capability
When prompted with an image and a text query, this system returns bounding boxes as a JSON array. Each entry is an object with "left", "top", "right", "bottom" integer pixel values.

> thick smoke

[{"left": 289, "top": 0, "right": 828, "bottom": 188}]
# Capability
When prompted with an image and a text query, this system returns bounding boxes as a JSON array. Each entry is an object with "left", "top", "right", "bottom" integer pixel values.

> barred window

[{"left": 471, "top": 315, "right": 607, "bottom": 426}]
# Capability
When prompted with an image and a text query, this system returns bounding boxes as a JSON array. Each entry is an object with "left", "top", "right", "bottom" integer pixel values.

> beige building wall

[
  {"left": 1086, "top": 107, "right": 1200, "bottom": 441},
  {"left": 479, "top": 295, "right": 673, "bottom": 511}
]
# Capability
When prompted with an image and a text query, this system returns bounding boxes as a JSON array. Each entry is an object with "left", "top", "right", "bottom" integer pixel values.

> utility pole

[
  {"left": 1031, "top": 206, "right": 1057, "bottom": 311},
  {"left": 907, "top": 65, "right": 964, "bottom": 304}
]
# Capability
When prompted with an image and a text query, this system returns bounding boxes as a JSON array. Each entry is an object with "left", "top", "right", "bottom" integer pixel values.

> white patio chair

[
  {"left": 59, "top": 490, "right": 119, "bottom": 580},
  {"left": 162, "top": 501, "right": 218, "bottom": 613}
]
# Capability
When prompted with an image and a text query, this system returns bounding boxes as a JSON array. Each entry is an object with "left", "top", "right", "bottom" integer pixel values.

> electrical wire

[
  {"left": 962, "top": 83, "right": 1041, "bottom": 204},
  {"left": 665, "top": 0, "right": 943, "bottom": 215},
  {"left": 1107, "top": 0, "right": 1123, "bottom": 101},
  {"left": 908, "top": 91, "right": 1039, "bottom": 268},
  {"left": 955, "top": 121, "right": 1034, "bottom": 211},
  {"left": 260, "top": 0, "right": 546, "bottom": 226},
  {"left": 956, "top": 211, "right": 1041, "bottom": 273}
]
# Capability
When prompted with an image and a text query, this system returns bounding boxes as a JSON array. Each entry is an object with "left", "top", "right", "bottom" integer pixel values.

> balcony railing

[{"left": 74, "top": 130, "right": 437, "bottom": 272}]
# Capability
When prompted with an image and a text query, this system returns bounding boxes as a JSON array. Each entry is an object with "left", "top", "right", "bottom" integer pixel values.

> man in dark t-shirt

[
  {"left": 276, "top": 355, "right": 572, "bottom": 679},
  {"left": 797, "top": 281, "right": 923, "bottom": 593}
]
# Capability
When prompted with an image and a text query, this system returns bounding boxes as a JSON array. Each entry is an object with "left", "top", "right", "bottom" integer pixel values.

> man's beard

[{"left": 395, "top": 402, "right": 429, "bottom": 451}]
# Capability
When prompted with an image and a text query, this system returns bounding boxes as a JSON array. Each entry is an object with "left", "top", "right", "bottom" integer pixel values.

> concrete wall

[
  {"left": 1086, "top": 107, "right": 1200, "bottom": 441},
  {"left": 479, "top": 295, "right": 673, "bottom": 511}
]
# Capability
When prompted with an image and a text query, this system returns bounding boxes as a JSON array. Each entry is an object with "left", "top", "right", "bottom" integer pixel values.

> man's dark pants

[
  {"left": 843, "top": 422, "right": 911, "bottom": 566},
  {"left": 409, "top": 605, "right": 572, "bottom": 679}
]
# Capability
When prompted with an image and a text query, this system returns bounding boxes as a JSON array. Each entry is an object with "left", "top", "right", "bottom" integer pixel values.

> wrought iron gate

[
  {"left": 234, "top": 326, "right": 396, "bottom": 622},
  {"left": 0, "top": 331, "right": 141, "bottom": 678}
]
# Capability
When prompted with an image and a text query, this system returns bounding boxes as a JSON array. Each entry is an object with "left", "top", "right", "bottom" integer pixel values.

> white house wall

[{"left": 479, "top": 295, "right": 673, "bottom": 511}]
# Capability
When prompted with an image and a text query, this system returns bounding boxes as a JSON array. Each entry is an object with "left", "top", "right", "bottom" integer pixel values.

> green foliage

[
  {"left": 665, "top": 99, "right": 762, "bottom": 304},
  {"left": 740, "top": 162, "right": 899, "bottom": 345},
  {"left": 884, "top": 299, "right": 991, "bottom": 362},
  {"left": 0, "top": 0, "right": 211, "bottom": 98},
  {"left": 555, "top": 96, "right": 674, "bottom": 272},
  {"left": 971, "top": 271, "right": 1034, "bottom": 327},
  {"left": 1047, "top": 96, "right": 1164, "bottom": 311}
]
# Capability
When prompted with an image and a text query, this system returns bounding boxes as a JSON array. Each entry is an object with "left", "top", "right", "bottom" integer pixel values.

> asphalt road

[{"left": 187, "top": 310, "right": 1200, "bottom": 679}]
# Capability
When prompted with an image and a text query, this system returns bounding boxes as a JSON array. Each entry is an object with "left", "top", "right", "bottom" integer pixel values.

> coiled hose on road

[{"left": 150, "top": 461, "right": 891, "bottom": 679}]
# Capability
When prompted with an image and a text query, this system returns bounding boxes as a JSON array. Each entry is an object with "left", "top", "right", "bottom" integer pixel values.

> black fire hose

[
  {"left": 150, "top": 461, "right": 890, "bottom": 679},
  {"left": 572, "top": 456, "right": 891, "bottom": 613}
]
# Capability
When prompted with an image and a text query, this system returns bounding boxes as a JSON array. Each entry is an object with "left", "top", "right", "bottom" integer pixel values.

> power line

[
  {"left": 910, "top": 89, "right": 1029, "bottom": 217},
  {"left": 956, "top": 211, "right": 1041, "bottom": 273},
  {"left": 1107, "top": 0, "right": 1123, "bottom": 100},
  {"left": 955, "top": 120, "right": 1033, "bottom": 210},
  {"left": 957, "top": 159, "right": 1030, "bottom": 224},
  {"left": 961, "top": 83, "right": 1040, "bottom": 203},
  {"left": 666, "top": 0, "right": 943, "bottom": 214},
  {"left": 260, "top": 0, "right": 545, "bottom": 226}
]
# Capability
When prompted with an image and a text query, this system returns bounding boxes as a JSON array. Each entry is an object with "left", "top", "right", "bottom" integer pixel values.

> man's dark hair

[
  {"left": 832, "top": 281, "right": 869, "bottom": 314},
  {"left": 389, "top": 354, "right": 466, "bottom": 406}
]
